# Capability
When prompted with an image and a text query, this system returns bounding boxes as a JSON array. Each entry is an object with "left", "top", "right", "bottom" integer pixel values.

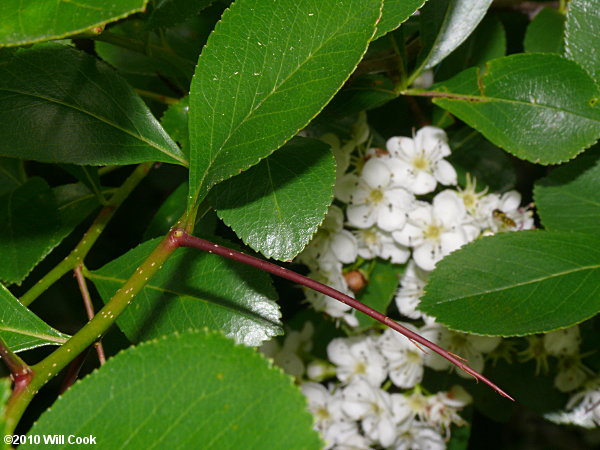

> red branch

[{"left": 173, "top": 230, "right": 514, "bottom": 401}]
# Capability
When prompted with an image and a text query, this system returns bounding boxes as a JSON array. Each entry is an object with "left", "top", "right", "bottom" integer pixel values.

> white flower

[
  {"left": 421, "top": 324, "right": 501, "bottom": 378},
  {"left": 353, "top": 226, "right": 410, "bottom": 264},
  {"left": 425, "top": 386, "right": 471, "bottom": 436},
  {"left": 303, "top": 265, "right": 358, "bottom": 327},
  {"left": 544, "top": 325, "right": 581, "bottom": 356},
  {"left": 554, "top": 354, "right": 592, "bottom": 392},
  {"left": 393, "top": 190, "right": 469, "bottom": 271},
  {"left": 301, "top": 382, "right": 345, "bottom": 431},
  {"left": 394, "top": 260, "right": 431, "bottom": 321},
  {"left": 297, "top": 205, "right": 358, "bottom": 271},
  {"left": 378, "top": 326, "right": 425, "bottom": 389},
  {"left": 386, "top": 126, "right": 457, "bottom": 195},
  {"left": 340, "top": 378, "right": 397, "bottom": 447},
  {"left": 478, "top": 190, "right": 534, "bottom": 233},
  {"left": 260, "top": 322, "right": 313, "bottom": 378},
  {"left": 342, "top": 157, "right": 415, "bottom": 231},
  {"left": 545, "top": 378, "right": 600, "bottom": 428},
  {"left": 327, "top": 336, "right": 387, "bottom": 386},
  {"left": 322, "top": 420, "right": 371, "bottom": 450},
  {"left": 393, "top": 423, "right": 446, "bottom": 450}
]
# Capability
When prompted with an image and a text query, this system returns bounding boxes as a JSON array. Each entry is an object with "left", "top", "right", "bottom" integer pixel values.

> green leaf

[
  {"left": 211, "top": 138, "right": 335, "bottom": 260},
  {"left": 0, "top": 158, "right": 25, "bottom": 197},
  {"left": 355, "top": 260, "right": 401, "bottom": 331},
  {"left": 524, "top": 8, "right": 565, "bottom": 54},
  {"left": 0, "top": 44, "right": 186, "bottom": 166},
  {"left": 0, "top": 179, "right": 100, "bottom": 285},
  {"left": 94, "top": 19, "right": 202, "bottom": 93},
  {"left": 0, "top": 284, "right": 69, "bottom": 353},
  {"left": 89, "top": 238, "right": 282, "bottom": 347},
  {"left": 188, "top": 0, "right": 383, "bottom": 208},
  {"left": 0, "top": 0, "right": 148, "bottom": 47},
  {"left": 0, "top": 178, "right": 61, "bottom": 284},
  {"left": 161, "top": 96, "right": 190, "bottom": 159},
  {"left": 148, "top": 0, "right": 216, "bottom": 29},
  {"left": 534, "top": 149, "right": 600, "bottom": 234},
  {"left": 430, "top": 53, "right": 600, "bottom": 164},
  {"left": 565, "top": 0, "right": 600, "bottom": 83},
  {"left": 420, "top": 230, "right": 600, "bottom": 336},
  {"left": 26, "top": 330, "right": 322, "bottom": 449},
  {"left": 436, "top": 14, "right": 506, "bottom": 82},
  {"left": 373, "top": 0, "right": 427, "bottom": 40},
  {"left": 418, "top": 0, "right": 493, "bottom": 71}
]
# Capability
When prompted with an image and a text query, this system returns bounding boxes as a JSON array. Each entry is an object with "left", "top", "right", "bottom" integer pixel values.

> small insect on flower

[{"left": 492, "top": 209, "right": 517, "bottom": 228}]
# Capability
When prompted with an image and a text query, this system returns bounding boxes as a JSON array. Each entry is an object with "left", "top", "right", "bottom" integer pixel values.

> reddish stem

[
  {"left": 74, "top": 266, "right": 106, "bottom": 365},
  {"left": 0, "top": 337, "right": 34, "bottom": 398},
  {"left": 173, "top": 230, "right": 514, "bottom": 401}
]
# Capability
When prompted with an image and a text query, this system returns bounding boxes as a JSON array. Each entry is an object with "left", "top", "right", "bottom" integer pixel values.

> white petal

[
  {"left": 416, "top": 126, "right": 451, "bottom": 158},
  {"left": 433, "top": 159, "right": 457, "bottom": 185},
  {"left": 386, "top": 136, "right": 416, "bottom": 159},
  {"left": 361, "top": 157, "right": 391, "bottom": 188},
  {"left": 335, "top": 173, "right": 359, "bottom": 203},
  {"left": 433, "top": 190, "right": 465, "bottom": 227},
  {"left": 330, "top": 230, "right": 358, "bottom": 264},
  {"left": 376, "top": 203, "right": 407, "bottom": 231},
  {"left": 410, "top": 171, "right": 437, "bottom": 195},
  {"left": 380, "top": 240, "right": 410, "bottom": 264},
  {"left": 500, "top": 190, "right": 522, "bottom": 212},
  {"left": 392, "top": 223, "right": 423, "bottom": 247},
  {"left": 439, "top": 229, "right": 467, "bottom": 255},
  {"left": 413, "top": 242, "right": 441, "bottom": 271},
  {"left": 347, "top": 204, "right": 376, "bottom": 229},
  {"left": 469, "top": 335, "right": 502, "bottom": 353}
]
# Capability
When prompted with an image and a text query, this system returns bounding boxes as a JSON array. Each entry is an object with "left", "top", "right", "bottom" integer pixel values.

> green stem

[
  {"left": 135, "top": 89, "right": 180, "bottom": 105},
  {"left": 4, "top": 230, "right": 180, "bottom": 434},
  {"left": 20, "top": 163, "right": 153, "bottom": 307}
]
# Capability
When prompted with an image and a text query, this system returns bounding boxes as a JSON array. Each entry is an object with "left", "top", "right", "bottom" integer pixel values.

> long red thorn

[{"left": 173, "top": 229, "right": 514, "bottom": 401}]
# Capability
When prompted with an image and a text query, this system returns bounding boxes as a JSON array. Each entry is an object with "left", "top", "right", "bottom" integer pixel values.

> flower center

[
  {"left": 407, "top": 350, "right": 422, "bottom": 363},
  {"left": 316, "top": 407, "right": 330, "bottom": 421},
  {"left": 424, "top": 223, "right": 443, "bottom": 240},
  {"left": 363, "top": 229, "right": 378, "bottom": 245},
  {"left": 368, "top": 188, "right": 384, "bottom": 204},
  {"left": 354, "top": 362, "right": 367, "bottom": 375},
  {"left": 412, "top": 154, "right": 429, "bottom": 171}
]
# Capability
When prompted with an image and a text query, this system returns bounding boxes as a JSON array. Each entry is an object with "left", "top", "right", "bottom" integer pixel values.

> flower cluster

[
  {"left": 302, "top": 333, "right": 473, "bottom": 449},
  {"left": 261, "top": 117, "right": 600, "bottom": 447}
]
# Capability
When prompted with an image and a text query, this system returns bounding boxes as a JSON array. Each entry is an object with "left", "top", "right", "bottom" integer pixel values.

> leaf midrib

[{"left": 431, "top": 263, "right": 600, "bottom": 305}]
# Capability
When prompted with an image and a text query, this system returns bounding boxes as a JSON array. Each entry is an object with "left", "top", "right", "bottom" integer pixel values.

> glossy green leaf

[
  {"left": 188, "top": 0, "right": 382, "bottom": 208},
  {"left": 0, "top": 284, "right": 69, "bottom": 353},
  {"left": 436, "top": 14, "right": 506, "bottom": 82},
  {"left": 565, "top": 0, "right": 600, "bottom": 82},
  {"left": 419, "top": 0, "right": 493, "bottom": 71},
  {"left": 148, "top": 0, "right": 216, "bottom": 29},
  {"left": 0, "top": 179, "right": 99, "bottom": 285},
  {"left": 524, "top": 8, "right": 565, "bottom": 54},
  {"left": 373, "top": 0, "right": 426, "bottom": 40},
  {"left": 355, "top": 260, "right": 401, "bottom": 331},
  {"left": 431, "top": 53, "right": 600, "bottom": 164},
  {"left": 89, "top": 238, "right": 282, "bottom": 347},
  {"left": 0, "top": 0, "right": 148, "bottom": 47},
  {"left": 26, "top": 330, "right": 321, "bottom": 449},
  {"left": 161, "top": 96, "right": 190, "bottom": 159},
  {"left": 534, "top": 149, "right": 600, "bottom": 234},
  {"left": 0, "top": 44, "right": 186, "bottom": 166},
  {"left": 420, "top": 230, "right": 600, "bottom": 336},
  {"left": 211, "top": 138, "right": 335, "bottom": 260},
  {"left": 0, "top": 158, "right": 25, "bottom": 197}
]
